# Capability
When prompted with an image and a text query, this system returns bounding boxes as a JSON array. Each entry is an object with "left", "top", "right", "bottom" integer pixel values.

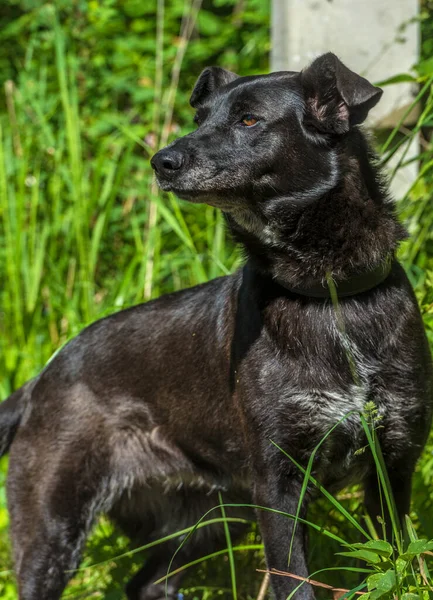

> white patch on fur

[{"left": 231, "top": 209, "right": 269, "bottom": 241}]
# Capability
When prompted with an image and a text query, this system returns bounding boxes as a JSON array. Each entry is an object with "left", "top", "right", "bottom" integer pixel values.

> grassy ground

[{"left": 1, "top": 3, "right": 433, "bottom": 599}]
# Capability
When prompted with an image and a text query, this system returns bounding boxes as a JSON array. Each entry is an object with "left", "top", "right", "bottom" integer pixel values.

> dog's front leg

[{"left": 253, "top": 474, "right": 314, "bottom": 600}]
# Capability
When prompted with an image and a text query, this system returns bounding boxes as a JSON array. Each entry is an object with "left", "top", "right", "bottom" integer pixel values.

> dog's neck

[{"left": 226, "top": 138, "right": 405, "bottom": 289}]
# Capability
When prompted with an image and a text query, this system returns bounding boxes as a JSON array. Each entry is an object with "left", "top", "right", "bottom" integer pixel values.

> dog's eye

[{"left": 241, "top": 115, "right": 259, "bottom": 127}]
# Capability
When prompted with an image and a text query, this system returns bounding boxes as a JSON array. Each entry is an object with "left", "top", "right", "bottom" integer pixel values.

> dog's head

[{"left": 151, "top": 53, "right": 382, "bottom": 211}]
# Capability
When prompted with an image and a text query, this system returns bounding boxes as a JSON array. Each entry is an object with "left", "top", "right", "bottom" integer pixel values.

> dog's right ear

[
  {"left": 190, "top": 67, "right": 239, "bottom": 108},
  {"left": 301, "top": 53, "right": 382, "bottom": 135}
]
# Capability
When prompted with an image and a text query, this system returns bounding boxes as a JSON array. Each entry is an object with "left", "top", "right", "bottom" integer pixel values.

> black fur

[{"left": 2, "top": 53, "right": 432, "bottom": 600}]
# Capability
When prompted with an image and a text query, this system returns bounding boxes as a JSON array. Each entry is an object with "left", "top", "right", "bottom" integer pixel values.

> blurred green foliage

[
  {"left": 0, "top": 0, "right": 269, "bottom": 133},
  {"left": 0, "top": 1, "right": 433, "bottom": 599}
]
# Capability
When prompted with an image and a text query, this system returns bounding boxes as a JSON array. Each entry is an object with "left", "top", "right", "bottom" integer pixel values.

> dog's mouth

[
  {"left": 172, "top": 189, "right": 204, "bottom": 203},
  {"left": 155, "top": 178, "right": 235, "bottom": 210},
  {"left": 155, "top": 178, "right": 202, "bottom": 201}
]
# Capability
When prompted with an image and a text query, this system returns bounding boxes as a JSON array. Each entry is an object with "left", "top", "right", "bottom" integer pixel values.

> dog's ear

[
  {"left": 190, "top": 67, "right": 239, "bottom": 108},
  {"left": 301, "top": 53, "right": 382, "bottom": 134}
]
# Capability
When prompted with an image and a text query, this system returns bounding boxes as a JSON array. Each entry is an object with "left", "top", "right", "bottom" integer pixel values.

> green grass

[{"left": 1, "top": 5, "right": 433, "bottom": 600}]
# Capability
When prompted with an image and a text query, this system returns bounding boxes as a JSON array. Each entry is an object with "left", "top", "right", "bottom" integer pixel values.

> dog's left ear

[
  {"left": 301, "top": 53, "right": 383, "bottom": 134},
  {"left": 190, "top": 67, "right": 239, "bottom": 108}
]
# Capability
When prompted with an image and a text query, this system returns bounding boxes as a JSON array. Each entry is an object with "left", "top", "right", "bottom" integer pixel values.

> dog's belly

[{"left": 109, "top": 475, "right": 252, "bottom": 544}]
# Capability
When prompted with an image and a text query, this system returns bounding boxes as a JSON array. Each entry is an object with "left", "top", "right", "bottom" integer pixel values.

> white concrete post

[{"left": 271, "top": 0, "right": 420, "bottom": 195}]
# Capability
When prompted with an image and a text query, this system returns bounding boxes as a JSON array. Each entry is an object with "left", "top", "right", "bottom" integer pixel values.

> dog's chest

[
  {"left": 239, "top": 316, "right": 381, "bottom": 485},
  {"left": 274, "top": 383, "right": 370, "bottom": 481}
]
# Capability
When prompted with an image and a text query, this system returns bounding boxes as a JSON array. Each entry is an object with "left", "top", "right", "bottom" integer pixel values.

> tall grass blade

[
  {"left": 284, "top": 409, "right": 360, "bottom": 567},
  {"left": 271, "top": 441, "right": 371, "bottom": 540},
  {"left": 218, "top": 492, "right": 237, "bottom": 600},
  {"left": 381, "top": 75, "right": 433, "bottom": 155},
  {"left": 53, "top": 11, "right": 92, "bottom": 320},
  {"left": 154, "top": 544, "right": 263, "bottom": 585},
  {"left": 73, "top": 517, "right": 251, "bottom": 573},
  {"left": 360, "top": 413, "right": 402, "bottom": 553}
]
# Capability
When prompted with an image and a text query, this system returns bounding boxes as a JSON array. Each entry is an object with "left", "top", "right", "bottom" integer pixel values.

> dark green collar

[{"left": 277, "top": 257, "right": 393, "bottom": 299}]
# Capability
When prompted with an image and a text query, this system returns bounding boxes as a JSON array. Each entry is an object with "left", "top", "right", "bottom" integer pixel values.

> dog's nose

[{"left": 151, "top": 149, "right": 184, "bottom": 175}]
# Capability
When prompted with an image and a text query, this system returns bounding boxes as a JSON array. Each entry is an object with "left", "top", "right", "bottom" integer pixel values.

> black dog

[{"left": 1, "top": 53, "right": 432, "bottom": 600}]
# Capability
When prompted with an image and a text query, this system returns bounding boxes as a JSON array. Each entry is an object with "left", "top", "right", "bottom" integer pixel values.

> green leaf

[
  {"left": 416, "top": 57, "right": 433, "bottom": 77},
  {"left": 337, "top": 550, "right": 382, "bottom": 564},
  {"left": 368, "top": 573, "right": 386, "bottom": 591},
  {"left": 375, "top": 73, "right": 417, "bottom": 86},
  {"left": 400, "top": 539, "right": 433, "bottom": 560},
  {"left": 353, "top": 540, "right": 393, "bottom": 558},
  {"left": 395, "top": 556, "right": 410, "bottom": 575},
  {"left": 367, "top": 570, "right": 396, "bottom": 600}
]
